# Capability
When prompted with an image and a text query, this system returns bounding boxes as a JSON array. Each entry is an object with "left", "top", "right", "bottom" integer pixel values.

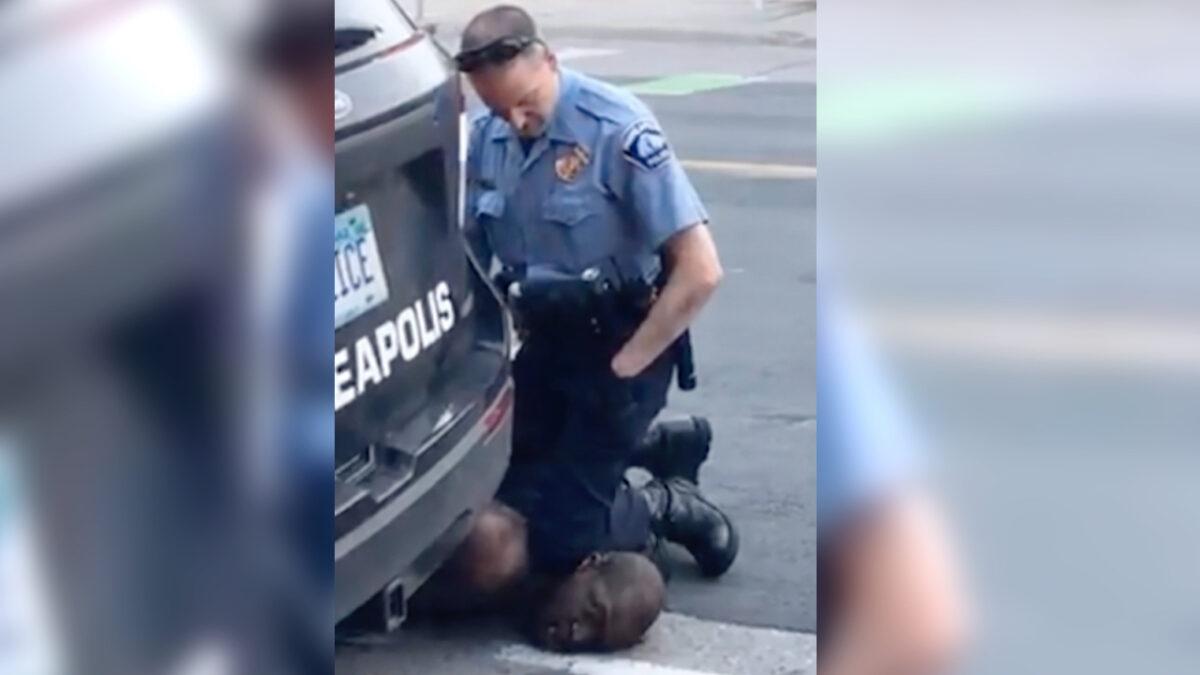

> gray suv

[{"left": 335, "top": 0, "right": 512, "bottom": 627}]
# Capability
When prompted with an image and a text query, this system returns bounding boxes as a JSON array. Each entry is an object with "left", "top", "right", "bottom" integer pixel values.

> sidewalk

[{"left": 407, "top": 0, "right": 815, "bottom": 47}]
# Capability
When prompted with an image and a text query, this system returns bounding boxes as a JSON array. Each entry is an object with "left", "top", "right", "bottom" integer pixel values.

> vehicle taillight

[{"left": 483, "top": 384, "right": 514, "bottom": 439}]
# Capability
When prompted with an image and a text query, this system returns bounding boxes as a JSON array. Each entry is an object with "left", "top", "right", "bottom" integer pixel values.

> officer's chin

[{"left": 518, "top": 122, "right": 544, "bottom": 138}]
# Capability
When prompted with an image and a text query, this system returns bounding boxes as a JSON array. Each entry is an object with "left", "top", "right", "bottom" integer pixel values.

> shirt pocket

[
  {"left": 542, "top": 190, "right": 597, "bottom": 227},
  {"left": 542, "top": 189, "right": 609, "bottom": 267},
  {"left": 474, "top": 189, "right": 506, "bottom": 220}
]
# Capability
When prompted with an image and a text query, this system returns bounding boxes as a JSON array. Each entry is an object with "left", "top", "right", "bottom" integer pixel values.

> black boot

[
  {"left": 638, "top": 477, "right": 738, "bottom": 578},
  {"left": 640, "top": 533, "right": 673, "bottom": 584},
  {"left": 632, "top": 415, "right": 713, "bottom": 484}
]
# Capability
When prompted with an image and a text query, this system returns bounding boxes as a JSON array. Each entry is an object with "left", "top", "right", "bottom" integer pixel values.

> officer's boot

[
  {"left": 631, "top": 415, "right": 713, "bottom": 485},
  {"left": 637, "top": 477, "right": 738, "bottom": 578},
  {"left": 640, "top": 533, "right": 674, "bottom": 585}
]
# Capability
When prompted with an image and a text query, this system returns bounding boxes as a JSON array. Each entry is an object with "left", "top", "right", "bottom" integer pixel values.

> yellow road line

[{"left": 680, "top": 159, "right": 816, "bottom": 180}]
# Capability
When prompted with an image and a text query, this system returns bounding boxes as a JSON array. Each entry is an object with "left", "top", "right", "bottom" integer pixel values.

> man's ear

[
  {"left": 587, "top": 580, "right": 612, "bottom": 642},
  {"left": 577, "top": 552, "right": 607, "bottom": 571}
]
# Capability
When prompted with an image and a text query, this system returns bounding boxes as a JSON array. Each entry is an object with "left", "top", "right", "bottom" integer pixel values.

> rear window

[{"left": 334, "top": 0, "right": 414, "bottom": 63}]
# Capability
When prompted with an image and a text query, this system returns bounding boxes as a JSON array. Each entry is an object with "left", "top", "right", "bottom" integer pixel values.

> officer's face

[{"left": 469, "top": 50, "right": 558, "bottom": 138}]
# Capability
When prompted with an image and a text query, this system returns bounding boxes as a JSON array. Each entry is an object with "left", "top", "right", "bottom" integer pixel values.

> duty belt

[{"left": 496, "top": 263, "right": 697, "bottom": 390}]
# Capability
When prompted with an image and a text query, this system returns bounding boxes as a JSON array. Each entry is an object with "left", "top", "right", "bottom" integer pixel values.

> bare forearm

[
  {"left": 822, "top": 493, "right": 971, "bottom": 675},
  {"left": 612, "top": 224, "right": 722, "bottom": 377},
  {"left": 620, "top": 270, "right": 713, "bottom": 367}
]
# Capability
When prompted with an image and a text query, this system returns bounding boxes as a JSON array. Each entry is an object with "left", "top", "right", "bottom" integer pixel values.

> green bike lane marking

[
  {"left": 820, "top": 76, "right": 1034, "bottom": 143},
  {"left": 626, "top": 72, "right": 766, "bottom": 97}
]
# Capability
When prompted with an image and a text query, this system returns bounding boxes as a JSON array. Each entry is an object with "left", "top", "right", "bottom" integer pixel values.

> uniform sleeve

[
  {"left": 464, "top": 117, "right": 497, "bottom": 264},
  {"left": 817, "top": 296, "right": 925, "bottom": 534},
  {"left": 606, "top": 114, "right": 709, "bottom": 251},
  {"left": 466, "top": 115, "right": 487, "bottom": 192}
]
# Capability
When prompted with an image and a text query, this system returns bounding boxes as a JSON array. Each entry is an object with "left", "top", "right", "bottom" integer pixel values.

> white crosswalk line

[
  {"left": 494, "top": 612, "right": 816, "bottom": 675},
  {"left": 498, "top": 644, "right": 723, "bottom": 675}
]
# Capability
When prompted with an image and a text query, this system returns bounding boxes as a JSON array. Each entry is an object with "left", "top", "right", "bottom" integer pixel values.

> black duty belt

[{"left": 497, "top": 265, "right": 696, "bottom": 390}]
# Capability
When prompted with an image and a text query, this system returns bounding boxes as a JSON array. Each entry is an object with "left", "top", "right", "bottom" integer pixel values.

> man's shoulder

[
  {"left": 468, "top": 111, "right": 507, "bottom": 161},
  {"left": 470, "top": 109, "right": 498, "bottom": 133},
  {"left": 567, "top": 69, "right": 654, "bottom": 130},
  {"left": 471, "top": 109, "right": 511, "bottom": 147}
]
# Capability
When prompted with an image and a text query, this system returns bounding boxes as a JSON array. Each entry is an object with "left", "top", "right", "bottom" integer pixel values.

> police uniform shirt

[
  {"left": 467, "top": 67, "right": 708, "bottom": 280},
  {"left": 817, "top": 294, "right": 924, "bottom": 533}
]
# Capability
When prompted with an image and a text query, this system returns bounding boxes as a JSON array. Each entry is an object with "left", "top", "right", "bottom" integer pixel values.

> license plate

[{"left": 335, "top": 204, "right": 390, "bottom": 330}]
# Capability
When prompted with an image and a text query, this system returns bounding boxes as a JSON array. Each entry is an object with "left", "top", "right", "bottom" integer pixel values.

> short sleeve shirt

[{"left": 467, "top": 67, "right": 708, "bottom": 280}]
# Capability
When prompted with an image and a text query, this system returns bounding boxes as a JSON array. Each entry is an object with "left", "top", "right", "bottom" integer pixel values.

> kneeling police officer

[{"left": 421, "top": 5, "right": 738, "bottom": 647}]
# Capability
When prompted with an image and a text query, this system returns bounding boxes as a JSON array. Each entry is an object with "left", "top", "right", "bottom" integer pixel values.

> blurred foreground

[
  {"left": 0, "top": 1, "right": 331, "bottom": 673},
  {"left": 821, "top": 1, "right": 1200, "bottom": 673}
]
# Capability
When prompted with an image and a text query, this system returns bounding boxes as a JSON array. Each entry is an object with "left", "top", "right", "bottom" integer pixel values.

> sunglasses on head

[{"left": 454, "top": 36, "right": 541, "bottom": 72}]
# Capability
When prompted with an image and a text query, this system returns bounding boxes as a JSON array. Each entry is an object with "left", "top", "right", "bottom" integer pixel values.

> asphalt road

[
  {"left": 651, "top": 79, "right": 815, "bottom": 634},
  {"left": 336, "top": 24, "right": 816, "bottom": 675}
]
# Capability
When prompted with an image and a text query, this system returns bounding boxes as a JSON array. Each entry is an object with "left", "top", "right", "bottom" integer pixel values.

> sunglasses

[{"left": 454, "top": 36, "right": 541, "bottom": 73}]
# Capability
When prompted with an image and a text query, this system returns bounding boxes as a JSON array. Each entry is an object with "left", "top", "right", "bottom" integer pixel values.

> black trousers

[{"left": 497, "top": 333, "right": 674, "bottom": 575}]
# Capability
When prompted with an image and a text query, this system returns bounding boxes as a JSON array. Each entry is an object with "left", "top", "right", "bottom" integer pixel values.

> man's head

[
  {"left": 456, "top": 5, "right": 559, "bottom": 138},
  {"left": 252, "top": 0, "right": 333, "bottom": 149},
  {"left": 533, "top": 552, "right": 666, "bottom": 652}
]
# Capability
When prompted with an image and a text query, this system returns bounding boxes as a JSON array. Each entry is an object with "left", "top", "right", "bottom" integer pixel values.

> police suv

[{"left": 335, "top": 0, "right": 513, "bottom": 628}]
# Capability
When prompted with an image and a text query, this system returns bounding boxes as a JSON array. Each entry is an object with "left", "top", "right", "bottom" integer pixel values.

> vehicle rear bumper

[{"left": 334, "top": 381, "right": 512, "bottom": 622}]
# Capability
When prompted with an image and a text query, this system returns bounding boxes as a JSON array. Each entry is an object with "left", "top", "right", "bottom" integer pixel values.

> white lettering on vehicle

[{"left": 334, "top": 281, "right": 456, "bottom": 412}]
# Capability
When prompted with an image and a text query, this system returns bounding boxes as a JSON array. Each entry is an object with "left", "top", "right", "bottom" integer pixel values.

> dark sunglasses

[{"left": 454, "top": 36, "right": 541, "bottom": 73}]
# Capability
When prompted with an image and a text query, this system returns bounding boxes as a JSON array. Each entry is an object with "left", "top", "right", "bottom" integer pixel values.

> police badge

[{"left": 555, "top": 144, "right": 590, "bottom": 182}]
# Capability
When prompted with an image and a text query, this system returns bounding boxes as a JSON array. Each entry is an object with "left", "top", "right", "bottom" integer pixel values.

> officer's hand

[{"left": 611, "top": 349, "right": 647, "bottom": 379}]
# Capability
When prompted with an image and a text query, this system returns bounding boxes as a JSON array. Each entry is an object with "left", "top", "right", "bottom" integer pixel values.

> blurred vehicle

[
  {"left": 0, "top": 0, "right": 238, "bottom": 368},
  {"left": 0, "top": 1, "right": 254, "bottom": 672},
  {"left": 334, "top": 0, "right": 514, "bottom": 628}
]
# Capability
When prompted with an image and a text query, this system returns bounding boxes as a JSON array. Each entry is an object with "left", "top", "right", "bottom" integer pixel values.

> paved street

[{"left": 336, "top": 1, "right": 816, "bottom": 672}]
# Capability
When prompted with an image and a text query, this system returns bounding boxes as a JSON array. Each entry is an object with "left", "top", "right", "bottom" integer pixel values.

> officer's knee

[{"left": 458, "top": 504, "right": 528, "bottom": 594}]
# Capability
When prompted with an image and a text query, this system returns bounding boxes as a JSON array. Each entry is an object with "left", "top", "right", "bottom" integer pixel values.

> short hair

[
  {"left": 460, "top": 5, "right": 539, "bottom": 55},
  {"left": 253, "top": 0, "right": 332, "bottom": 77},
  {"left": 592, "top": 553, "right": 666, "bottom": 649}
]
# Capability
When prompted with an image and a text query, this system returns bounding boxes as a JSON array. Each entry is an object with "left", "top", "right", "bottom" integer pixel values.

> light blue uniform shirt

[
  {"left": 817, "top": 293, "right": 924, "bottom": 532},
  {"left": 467, "top": 67, "right": 708, "bottom": 280}
]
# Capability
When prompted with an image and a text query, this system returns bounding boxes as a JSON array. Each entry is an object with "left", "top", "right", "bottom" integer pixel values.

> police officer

[{"left": 444, "top": 4, "right": 738, "bottom": 611}]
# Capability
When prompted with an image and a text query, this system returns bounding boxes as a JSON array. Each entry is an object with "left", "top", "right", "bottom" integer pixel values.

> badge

[
  {"left": 622, "top": 120, "right": 671, "bottom": 170},
  {"left": 555, "top": 144, "right": 590, "bottom": 182}
]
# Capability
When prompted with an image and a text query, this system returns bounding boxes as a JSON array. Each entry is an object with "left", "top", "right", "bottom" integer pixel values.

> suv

[{"left": 334, "top": 0, "right": 513, "bottom": 627}]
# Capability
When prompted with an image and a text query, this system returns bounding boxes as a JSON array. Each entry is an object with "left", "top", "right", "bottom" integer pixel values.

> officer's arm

[
  {"left": 612, "top": 224, "right": 722, "bottom": 378},
  {"left": 606, "top": 115, "right": 721, "bottom": 378}
]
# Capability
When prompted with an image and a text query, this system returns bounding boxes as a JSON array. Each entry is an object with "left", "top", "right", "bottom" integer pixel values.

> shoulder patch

[{"left": 621, "top": 120, "right": 672, "bottom": 171}]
